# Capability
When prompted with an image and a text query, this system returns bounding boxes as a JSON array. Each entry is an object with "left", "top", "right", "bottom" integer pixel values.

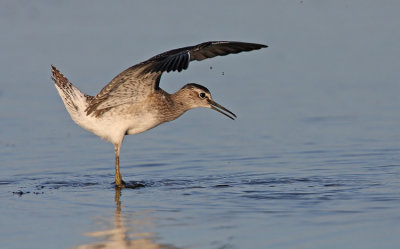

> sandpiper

[{"left": 51, "top": 41, "right": 267, "bottom": 187}]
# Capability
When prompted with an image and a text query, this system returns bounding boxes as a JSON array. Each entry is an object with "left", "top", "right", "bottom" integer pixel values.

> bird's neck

[
  {"left": 150, "top": 90, "right": 189, "bottom": 123},
  {"left": 169, "top": 89, "right": 192, "bottom": 116}
]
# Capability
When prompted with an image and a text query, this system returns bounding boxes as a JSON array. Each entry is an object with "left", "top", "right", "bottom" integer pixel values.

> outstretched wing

[
  {"left": 86, "top": 41, "right": 267, "bottom": 117},
  {"left": 142, "top": 41, "right": 267, "bottom": 74}
]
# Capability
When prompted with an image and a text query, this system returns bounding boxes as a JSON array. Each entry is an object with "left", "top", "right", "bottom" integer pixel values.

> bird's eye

[{"left": 199, "top": 92, "right": 206, "bottom": 99}]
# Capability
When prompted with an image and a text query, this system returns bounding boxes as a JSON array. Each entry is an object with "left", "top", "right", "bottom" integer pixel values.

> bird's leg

[{"left": 114, "top": 143, "right": 125, "bottom": 188}]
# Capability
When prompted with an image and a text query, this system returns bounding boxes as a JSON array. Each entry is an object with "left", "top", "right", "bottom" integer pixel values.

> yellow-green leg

[{"left": 114, "top": 143, "right": 124, "bottom": 188}]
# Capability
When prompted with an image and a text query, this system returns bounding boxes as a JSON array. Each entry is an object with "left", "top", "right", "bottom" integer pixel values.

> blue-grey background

[{"left": 1, "top": 1, "right": 400, "bottom": 248}]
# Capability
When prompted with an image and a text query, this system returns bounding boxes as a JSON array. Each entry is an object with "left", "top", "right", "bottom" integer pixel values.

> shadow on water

[
  {"left": 73, "top": 187, "right": 181, "bottom": 249},
  {"left": 119, "top": 181, "right": 147, "bottom": 189},
  {"left": 7, "top": 172, "right": 364, "bottom": 199}
]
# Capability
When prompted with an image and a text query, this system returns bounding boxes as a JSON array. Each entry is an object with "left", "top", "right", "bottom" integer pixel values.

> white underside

[
  {"left": 55, "top": 85, "right": 160, "bottom": 145},
  {"left": 84, "top": 111, "right": 159, "bottom": 145}
]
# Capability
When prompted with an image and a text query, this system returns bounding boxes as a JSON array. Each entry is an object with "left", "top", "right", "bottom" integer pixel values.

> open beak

[{"left": 208, "top": 99, "right": 237, "bottom": 120}]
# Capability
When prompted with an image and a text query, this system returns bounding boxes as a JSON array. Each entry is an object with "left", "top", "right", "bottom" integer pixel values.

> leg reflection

[{"left": 73, "top": 188, "right": 181, "bottom": 249}]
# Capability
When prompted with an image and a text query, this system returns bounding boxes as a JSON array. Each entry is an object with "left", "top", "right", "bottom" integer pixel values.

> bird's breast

[
  {"left": 116, "top": 92, "right": 185, "bottom": 135},
  {"left": 125, "top": 112, "right": 161, "bottom": 135}
]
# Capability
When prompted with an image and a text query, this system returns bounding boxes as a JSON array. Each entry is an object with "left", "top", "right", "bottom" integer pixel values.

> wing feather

[{"left": 86, "top": 41, "right": 267, "bottom": 117}]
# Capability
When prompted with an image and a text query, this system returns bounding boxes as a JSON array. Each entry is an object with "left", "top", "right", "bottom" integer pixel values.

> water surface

[{"left": 1, "top": 1, "right": 400, "bottom": 248}]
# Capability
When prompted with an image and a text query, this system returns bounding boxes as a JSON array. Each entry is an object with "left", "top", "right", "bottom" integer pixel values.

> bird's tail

[{"left": 51, "top": 65, "right": 93, "bottom": 125}]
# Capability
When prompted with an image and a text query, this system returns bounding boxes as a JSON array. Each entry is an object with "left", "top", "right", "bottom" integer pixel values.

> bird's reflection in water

[{"left": 74, "top": 188, "right": 180, "bottom": 249}]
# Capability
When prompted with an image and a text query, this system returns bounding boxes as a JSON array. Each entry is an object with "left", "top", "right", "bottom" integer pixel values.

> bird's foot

[
  {"left": 114, "top": 179, "right": 127, "bottom": 189},
  {"left": 113, "top": 180, "right": 145, "bottom": 189}
]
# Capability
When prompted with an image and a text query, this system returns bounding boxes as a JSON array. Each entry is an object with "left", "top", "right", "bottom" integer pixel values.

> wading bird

[{"left": 51, "top": 41, "right": 267, "bottom": 187}]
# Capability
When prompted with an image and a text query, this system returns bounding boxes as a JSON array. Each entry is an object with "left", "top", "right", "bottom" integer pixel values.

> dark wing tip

[
  {"left": 141, "top": 41, "right": 267, "bottom": 74},
  {"left": 209, "top": 41, "right": 268, "bottom": 48},
  {"left": 190, "top": 41, "right": 268, "bottom": 61}
]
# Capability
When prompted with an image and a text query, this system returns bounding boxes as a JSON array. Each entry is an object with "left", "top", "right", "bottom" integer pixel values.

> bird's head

[{"left": 178, "top": 83, "right": 236, "bottom": 120}]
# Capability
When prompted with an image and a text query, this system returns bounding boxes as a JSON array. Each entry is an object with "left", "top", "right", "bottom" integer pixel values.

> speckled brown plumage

[
  {"left": 85, "top": 41, "right": 267, "bottom": 118},
  {"left": 51, "top": 41, "right": 267, "bottom": 187}
]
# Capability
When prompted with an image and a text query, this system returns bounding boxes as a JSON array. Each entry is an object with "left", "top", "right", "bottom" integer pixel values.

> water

[{"left": 1, "top": 1, "right": 400, "bottom": 248}]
